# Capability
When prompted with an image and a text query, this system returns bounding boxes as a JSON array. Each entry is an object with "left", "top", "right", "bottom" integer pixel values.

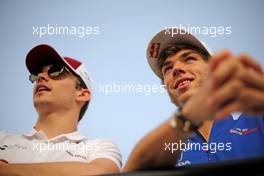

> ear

[{"left": 76, "top": 88, "right": 91, "bottom": 103}]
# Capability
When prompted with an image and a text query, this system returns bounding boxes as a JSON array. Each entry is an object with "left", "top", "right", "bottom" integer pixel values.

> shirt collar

[
  {"left": 23, "top": 129, "right": 87, "bottom": 142},
  {"left": 58, "top": 130, "right": 87, "bottom": 142},
  {"left": 23, "top": 128, "right": 45, "bottom": 140},
  {"left": 231, "top": 112, "right": 242, "bottom": 120}
]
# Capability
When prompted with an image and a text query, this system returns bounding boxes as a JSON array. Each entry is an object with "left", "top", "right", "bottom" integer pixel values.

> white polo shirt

[{"left": 0, "top": 129, "right": 122, "bottom": 169}]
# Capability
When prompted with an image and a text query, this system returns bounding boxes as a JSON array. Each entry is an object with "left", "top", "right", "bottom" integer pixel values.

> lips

[
  {"left": 35, "top": 84, "right": 51, "bottom": 95},
  {"left": 174, "top": 77, "right": 194, "bottom": 90}
]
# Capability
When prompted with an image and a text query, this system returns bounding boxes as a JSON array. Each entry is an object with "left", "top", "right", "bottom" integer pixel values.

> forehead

[{"left": 165, "top": 49, "right": 200, "bottom": 63}]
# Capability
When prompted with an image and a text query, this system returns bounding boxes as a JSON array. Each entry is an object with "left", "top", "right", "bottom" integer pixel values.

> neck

[
  {"left": 34, "top": 110, "right": 78, "bottom": 139},
  {"left": 198, "top": 120, "right": 213, "bottom": 142}
]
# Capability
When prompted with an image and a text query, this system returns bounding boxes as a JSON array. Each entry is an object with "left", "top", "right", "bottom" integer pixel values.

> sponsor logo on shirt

[
  {"left": 176, "top": 152, "right": 191, "bottom": 167},
  {"left": 65, "top": 150, "right": 87, "bottom": 160},
  {"left": 177, "top": 160, "right": 191, "bottom": 167},
  {"left": 0, "top": 144, "right": 27, "bottom": 150},
  {"left": 229, "top": 126, "right": 259, "bottom": 136},
  {"left": 0, "top": 145, "right": 8, "bottom": 150}
]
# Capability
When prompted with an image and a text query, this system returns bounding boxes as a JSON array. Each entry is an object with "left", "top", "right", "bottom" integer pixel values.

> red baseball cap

[{"left": 26, "top": 44, "right": 92, "bottom": 91}]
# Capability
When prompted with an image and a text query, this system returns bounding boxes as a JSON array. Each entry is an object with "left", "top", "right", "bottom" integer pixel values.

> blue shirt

[{"left": 176, "top": 113, "right": 264, "bottom": 166}]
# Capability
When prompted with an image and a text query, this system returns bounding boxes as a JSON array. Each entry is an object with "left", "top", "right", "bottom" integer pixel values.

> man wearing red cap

[
  {"left": 124, "top": 28, "right": 264, "bottom": 171},
  {"left": 0, "top": 44, "right": 121, "bottom": 175}
]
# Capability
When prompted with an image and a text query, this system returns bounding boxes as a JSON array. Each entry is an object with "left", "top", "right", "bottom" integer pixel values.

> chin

[
  {"left": 33, "top": 98, "right": 52, "bottom": 107},
  {"left": 169, "top": 88, "right": 194, "bottom": 107}
]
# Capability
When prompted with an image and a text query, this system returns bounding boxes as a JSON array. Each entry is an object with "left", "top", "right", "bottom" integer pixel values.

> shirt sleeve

[{"left": 87, "top": 139, "right": 122, "bottom": 170}]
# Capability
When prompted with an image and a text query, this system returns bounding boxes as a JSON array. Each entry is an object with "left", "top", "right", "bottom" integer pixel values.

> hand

[
  {"left": 181, "top": 75, "right": 215, "bottom": 126},
  {"left": 0, "top": 160, "right": 8, "bottom": 166},
  {"left": 207, "top": 50, "right": 264, "bottom": 119},
  {"left": 180, "top": 51, "right": 234, "bottom": 124},
  {"left": 0, "top": 160, "right": 9, "bottom": 176}
]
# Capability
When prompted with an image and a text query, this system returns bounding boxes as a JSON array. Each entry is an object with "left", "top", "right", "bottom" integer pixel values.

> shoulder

[
  {"left": 83, "top": 138, "right": 122, "bottom": 169},
  {"left": 0, "top": 131, "right": 18, "bottom": 141},
  {"left": 84, "top": 138, "right": 118, "bottom": 146},
  {"left": 83, "top": 138, "right": 121, "bottom": 154},
  {"left": 238, "top": 114, "right": 264, "bottom": 122},
  {"left": 238, "top": 114, "right": 264, "bottom": 130}
]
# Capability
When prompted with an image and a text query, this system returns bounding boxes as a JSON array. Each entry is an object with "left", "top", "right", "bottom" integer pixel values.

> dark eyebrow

[
  {"left": 162, "top": 60, "right": 173, "bottom": 69},
  {"left": 180, "top": 51, "right": 197, "bottom": 60}
]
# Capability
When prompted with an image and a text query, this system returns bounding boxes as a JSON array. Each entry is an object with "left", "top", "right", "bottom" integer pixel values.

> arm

[
  {"left": 123, "top": 116, "right": 192, "bottom": 172},
  {"left": 124, "top": 68, "right": 217, "bottom": 171},
  {"left": 0, "top": 158, "right": 119, "bottom": 176}
]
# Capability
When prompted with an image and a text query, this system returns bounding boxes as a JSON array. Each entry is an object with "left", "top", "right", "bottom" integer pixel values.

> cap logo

[{"left": 149, "top": 43, "right": 160, "bottom": 58}]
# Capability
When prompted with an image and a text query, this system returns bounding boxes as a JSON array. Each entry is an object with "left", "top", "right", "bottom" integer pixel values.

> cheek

[
  {"left": 194, "top": 64, "right": 209, "bottom": 78},
  {"left": 55, "top": 83, "right": 76, "bottom": 100},
  {"left": 164, "top": 74, "right": 174, "bottom": 89}
]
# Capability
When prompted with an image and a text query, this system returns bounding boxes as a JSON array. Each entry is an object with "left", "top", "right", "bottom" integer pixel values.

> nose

[
  {"left": 172, "top": 65, "right": 185, "bottom": 78},
  {"left": 36, "top": 71, "right": 49, "bottom": 83}
]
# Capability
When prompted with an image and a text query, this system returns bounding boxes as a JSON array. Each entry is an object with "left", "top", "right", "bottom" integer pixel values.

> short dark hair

[
  {"left": 158, "top": 44, "right": 210, "bottom": 80},
  {"left": 75, "top": 77, "right": 90, "bottom": 122}
]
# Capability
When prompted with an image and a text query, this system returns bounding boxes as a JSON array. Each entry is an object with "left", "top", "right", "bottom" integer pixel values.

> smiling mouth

[{"left": 174, "top": 78, "right": 194, "bottom": 91}]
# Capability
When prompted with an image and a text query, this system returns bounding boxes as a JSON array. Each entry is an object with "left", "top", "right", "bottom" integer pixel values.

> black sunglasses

[{"left": 29, "top": 64, "right": 72, "bottom": 83}]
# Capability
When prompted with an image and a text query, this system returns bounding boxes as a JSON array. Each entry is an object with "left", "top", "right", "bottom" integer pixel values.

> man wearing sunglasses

[
  {"left": 124, "top": 28, "right": 264, "bottom": 171},
  {"left": 0, "top": 44, "right": 122, "bottom": 175}
]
